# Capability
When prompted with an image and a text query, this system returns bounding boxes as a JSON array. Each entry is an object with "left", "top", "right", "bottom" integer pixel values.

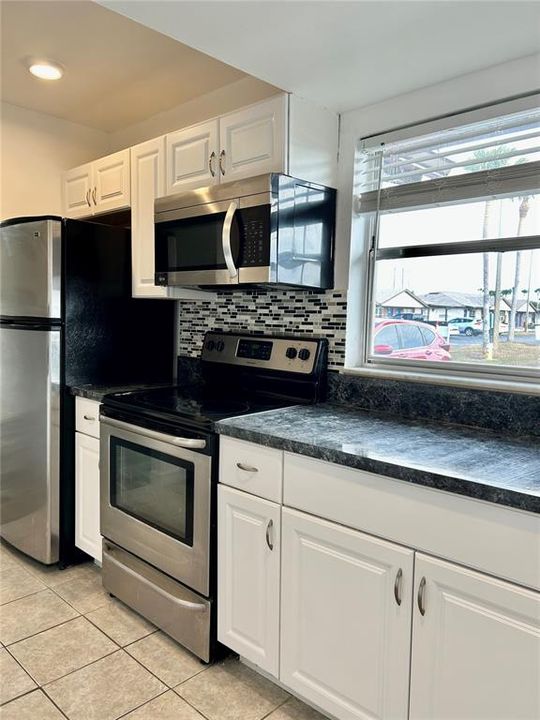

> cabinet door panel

[
  {"left": 166, "top": 120, "right": 218, "bottom": 194},
  {"left": 93, "top": 149, "right": 130, "bottom": 213},
  {"left": 75, "top": 432, "right": 101, "bottom": 562},
  {"left": 131, "top": 137, "right": 167, "bottom": 298},
  {"left": 63, "top": 164, "right": 93, "bottom": 218},
  {"left": 281, "top": 508, "right": 413, "bottom": 720},
  {"left": 218, "top": 485, "right": 280, "bottom": 677},
  {"left": 219, "top": 96, "right": 286, "bottom": 182},
  {"left": 410, "top": 554, "right": 540, "bottom": 720}
]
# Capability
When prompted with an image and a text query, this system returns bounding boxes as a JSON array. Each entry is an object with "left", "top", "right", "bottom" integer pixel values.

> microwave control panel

[{"left": 242, "top": 219, "right": 267, "bottom": 266}]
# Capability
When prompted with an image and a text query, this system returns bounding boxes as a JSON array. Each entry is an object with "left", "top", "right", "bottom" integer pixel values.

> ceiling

[
  {"left": 98, "top": 0, "right": 540, "bottom": 113},
  {"left": 0, "top": 0, "right": 266, "bottom": 132}
]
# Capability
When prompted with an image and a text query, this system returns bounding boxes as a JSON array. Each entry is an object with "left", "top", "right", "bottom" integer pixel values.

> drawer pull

[
  {"left": 265, "top": 519, "right": 274, "bottom": 551},
  {"left": 236, "top": 462, "right": 258, "bottom": 473},
  {"left": 417, "top": 576, "right": 427, "bottom": 616},
  {"left": 83, "top": 415, "right": 96, "bottom": 421},
  {"left": 394, "top": 568, "right": 403, "bottom": 606}
]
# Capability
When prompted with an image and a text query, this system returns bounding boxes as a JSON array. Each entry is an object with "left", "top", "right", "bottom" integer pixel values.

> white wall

[
  {"left": 0, "top": 102, "right": 111, "bottom": 220},
  {"left": 109, "top": 76, "right": 279, "bottom": 151}
]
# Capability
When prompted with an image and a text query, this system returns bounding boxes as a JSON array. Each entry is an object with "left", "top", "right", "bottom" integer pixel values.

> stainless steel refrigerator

[{"left": 0, "top": 217, "right": 175, "bottom": 566}]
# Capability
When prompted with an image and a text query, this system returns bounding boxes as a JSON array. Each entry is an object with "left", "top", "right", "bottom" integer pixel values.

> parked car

[
  {"left": 373, "top": 319, "right": 451, "bottom": 361},
  {"left": 448, "top": 317, "right": 483, "bottom": 336}
]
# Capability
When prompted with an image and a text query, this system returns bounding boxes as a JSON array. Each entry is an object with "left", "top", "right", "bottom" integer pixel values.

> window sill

[{"left": 341, "top": 365, "right": 540, "bottom": 396}]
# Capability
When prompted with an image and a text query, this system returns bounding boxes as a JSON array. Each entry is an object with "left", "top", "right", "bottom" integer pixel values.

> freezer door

[
  {"left": 0, "top": 325, "right": 61, "bottom": 563},
  {"left": 0, "top": 219, "right": 62, "bottom": 319}
]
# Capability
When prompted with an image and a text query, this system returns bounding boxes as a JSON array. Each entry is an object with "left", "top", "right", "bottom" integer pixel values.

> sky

[{"left": 377, "top": 195, "right": 539, "bottom": 298}]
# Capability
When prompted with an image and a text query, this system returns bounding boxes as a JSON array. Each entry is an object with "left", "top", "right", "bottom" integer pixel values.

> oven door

[
  {"left": 100, "top": 417, "right": 212, "bottom": 597},
  {"left": 155, "top": 199, "right": 242, "bottom": 286}
]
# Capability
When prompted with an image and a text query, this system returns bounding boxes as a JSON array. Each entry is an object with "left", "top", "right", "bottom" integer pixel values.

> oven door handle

[
  {"left": 100, "top": 416, "right": 206, "bottom": 449},
  {"left": 222, "top": 200, "right": 238, "bottom": 278}
]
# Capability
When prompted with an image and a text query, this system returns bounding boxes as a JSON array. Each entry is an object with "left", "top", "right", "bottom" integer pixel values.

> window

[{"left": 352, "top": 104, "right": 540, "bottom": 382}]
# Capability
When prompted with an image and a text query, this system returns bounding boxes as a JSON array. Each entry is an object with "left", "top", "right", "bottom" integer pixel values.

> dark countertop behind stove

[
  {"left": 216, "top": 403, "right": 540, "bottom": 514},
  {"left": 70, "top": 383, "right": 172, "bottom": 402}
]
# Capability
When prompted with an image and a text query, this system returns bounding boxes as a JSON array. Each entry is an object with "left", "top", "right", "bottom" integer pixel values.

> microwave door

[{"left": 155, "top": 200, "right": 240, "bottom": 286}]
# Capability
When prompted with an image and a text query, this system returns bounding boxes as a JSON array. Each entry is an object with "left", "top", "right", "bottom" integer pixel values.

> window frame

[{"left": 345, "top": 99, "right": 540, "bottom": 392}]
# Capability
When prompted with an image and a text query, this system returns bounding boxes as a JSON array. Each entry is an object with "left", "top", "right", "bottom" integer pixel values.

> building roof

[
  {"left": 420, "top": 291, "right": 484, "bottom": 308},
  {"left": 376, "top": 288, "right": 430, "bottom": 307}
]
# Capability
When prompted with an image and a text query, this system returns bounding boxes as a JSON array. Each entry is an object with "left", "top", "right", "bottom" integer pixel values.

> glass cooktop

[{"left": 102, "top": 385, "right": 293, "bottom": 430}]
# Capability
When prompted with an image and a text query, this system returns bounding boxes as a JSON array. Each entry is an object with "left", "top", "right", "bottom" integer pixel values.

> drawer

[
  {"left": 75, "top": 397, "right": 101, "bottom": 438},
  {"left": 284, "top": 453, "right": 540, "bottom": 591},
  {"left": 219, "top": 436, "right": 283, "bottom": 502}
]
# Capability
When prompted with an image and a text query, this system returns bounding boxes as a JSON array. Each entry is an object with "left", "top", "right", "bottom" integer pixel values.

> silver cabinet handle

[
  {"left": 417, "top": 576, "right": 427, "bottom": 616},
  {"left": 209, "top": 151, "right": 216, "bottom": 177},
  {"left": 236, "top": 462, "right": 258, "bottom": 473},
  {"left": 92, "top": 187, "right": 97, "bottom": 205},
  {"left": 219, "top": 149, "right": 226, "bottom": 175},
  {"left": 265, "top": 519, "right": 274, "bottom": 551},
  {"left": 394, "top": 568, "right": 403, "bottom": 606},
  {"left": 222, "top": 200, "right": 238, "bottom": 278},
  {"left": 101, "top": 416, "right": 206, "bottom": 449},
  {"left": 83, "top": 414, "right": 96, "bottom": 421},
  {"left": 86, "top": 189, "right": 91, "bottom": 207}
]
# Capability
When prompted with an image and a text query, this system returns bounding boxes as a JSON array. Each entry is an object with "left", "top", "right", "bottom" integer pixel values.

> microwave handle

[{"left": 222, "top": 200, "right": 238, "bottom": 278}]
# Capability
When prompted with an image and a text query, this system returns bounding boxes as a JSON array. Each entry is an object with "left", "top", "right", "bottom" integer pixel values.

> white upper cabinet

[
  {"left": 219, "top": 96, "right": 287, "bottom": 182},
  {"left": 166, "top": 120, "right": 219, "bottom": 194},
  {"left": 218, "top": 485, "right": 281, "bottom": 677},
  {"left": 93, "top": 149, "right": 131, "bottom": 214},
  {"left": 62, "top": 150, "right": 130, "bottom": 218},
  {"left": 131, "top": 137, "right": 167, "bottom": 298},
  {"left": 281, "top": 508, "right": 414, "bottom": 720},
  {"left": 63, "top": 163, "right": 93, "bottom": 218},
  {"left": 410, "top": 553, "right": 540, "bottom": 720}
]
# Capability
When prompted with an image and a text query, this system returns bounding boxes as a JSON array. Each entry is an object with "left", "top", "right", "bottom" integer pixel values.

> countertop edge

[{"left": 216, "top": 423, "right": 540, "bottom": 515}]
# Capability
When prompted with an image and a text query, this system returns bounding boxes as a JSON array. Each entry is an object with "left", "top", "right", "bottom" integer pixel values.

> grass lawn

[{"left": 450, "top": 340, "right": 540, "bottom": 367}]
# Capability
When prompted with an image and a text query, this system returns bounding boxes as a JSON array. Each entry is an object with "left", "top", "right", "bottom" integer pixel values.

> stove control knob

[
  {"left": 298, "top": 348, "right": 311, "bottom": 361},
  {"left": 286, "top": 347, "right": 297, "bottom": 359},
  {"left": 206, "top": 340, "right": 215, "bottom": 351},
  {"left": 216, "top": 340, "right": 225, "bottom": 352}
]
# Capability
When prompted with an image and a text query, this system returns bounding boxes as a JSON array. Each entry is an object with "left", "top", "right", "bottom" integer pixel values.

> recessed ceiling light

[{"left": 28, "top": 61, "right": 63, "bottom": 81}]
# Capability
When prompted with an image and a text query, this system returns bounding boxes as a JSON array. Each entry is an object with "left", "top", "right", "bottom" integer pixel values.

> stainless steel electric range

[{"left": 99, "top": 331, "right": 328, "bottom": 662}]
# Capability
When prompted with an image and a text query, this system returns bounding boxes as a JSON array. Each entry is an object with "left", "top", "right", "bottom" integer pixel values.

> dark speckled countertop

[
  {"left": 70, "top": 384, "right": 170, "bottom": 402},
  {"left": 216, "top": 404, "right": 540, "bottom": 514}
]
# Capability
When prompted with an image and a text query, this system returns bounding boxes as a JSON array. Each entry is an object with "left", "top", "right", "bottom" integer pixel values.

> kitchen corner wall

[{"left": 177, "top": 289, "right": 348, "bottom": 370}]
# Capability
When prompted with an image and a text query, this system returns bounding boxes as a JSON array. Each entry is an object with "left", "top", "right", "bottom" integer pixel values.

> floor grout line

[
  {"left": 40, "top": 647, "right": 124, "bottom": 690},
  {"left": 1, "top": 611, "right": 84, "bottom": 649}
]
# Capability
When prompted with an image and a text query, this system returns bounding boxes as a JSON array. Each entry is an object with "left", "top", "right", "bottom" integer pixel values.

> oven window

[{"left": 110, "top": 438, "right": 194, "bottom": 545}]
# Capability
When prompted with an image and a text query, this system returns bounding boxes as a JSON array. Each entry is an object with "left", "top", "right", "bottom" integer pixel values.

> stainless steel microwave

[{"left": 154, "top": 173, "right": 336, "bottom": 289}]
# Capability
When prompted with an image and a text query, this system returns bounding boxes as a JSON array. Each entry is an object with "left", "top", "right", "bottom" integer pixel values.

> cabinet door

[
  {"left": 93, "top": 149, "right": 130, "bottom": 214},
  {"left": 410, "top": 553, "right": 540, "bottom": 720},
  {"left": 219, "top": 95, "right": 287, "bottom": 182},
  {"left": 63, "top": 163, "right": 93, "bottom": 218},
  {"left": 218, "top": 485, "right": 280, "bottom": 677},
  {"left": 281, "top": 508, "right": 414, "bottom": 720},
  {"left": 75, "top": 432, "right": 101, "bottom": 562},
  {"left": 130, "top": 137, "right": 168, "bottom": 298},
  {"left": 166, "top": 120, "right": 219, "bottom": 194}
]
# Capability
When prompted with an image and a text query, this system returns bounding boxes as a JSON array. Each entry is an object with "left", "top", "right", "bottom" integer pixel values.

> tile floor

[{"left": 0, "top": 541, "right": 327, "bottom": 720}]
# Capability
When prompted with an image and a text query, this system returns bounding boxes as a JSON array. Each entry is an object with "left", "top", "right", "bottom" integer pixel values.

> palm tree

[
  {"left": 467, "top": 148, "right": 512, "bottom": 357},
  {"left": 508, "top": 195, "right": 531, "bottom": 340}
]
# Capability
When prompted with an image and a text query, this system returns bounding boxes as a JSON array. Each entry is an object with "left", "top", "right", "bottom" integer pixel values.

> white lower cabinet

[
  {"left": 409, "top": 553, "right": 540, "bottom": 720},
  {"left": 280, "top": 508, "right": 414, "bottom": 720},
  {"left": 75, "top": 431, "right": 101, "bottom": 562},
  {"left": 218, "top": 485, "right": 280, "bottom": 677}
]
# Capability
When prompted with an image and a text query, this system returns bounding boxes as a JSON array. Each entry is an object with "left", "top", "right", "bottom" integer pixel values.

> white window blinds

[{"left": 356, "top": 107, "right": 540, "bottom": 213}]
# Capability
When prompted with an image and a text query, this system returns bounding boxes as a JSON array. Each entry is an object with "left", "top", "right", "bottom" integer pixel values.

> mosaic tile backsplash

[{"left": 177, "top": 289, "right": 347, "bottom": 370}]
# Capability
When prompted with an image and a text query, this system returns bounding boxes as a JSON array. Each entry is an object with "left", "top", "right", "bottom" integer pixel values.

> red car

[{"left": 373, "top": 319, "right": 451, "bottom": 361}]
